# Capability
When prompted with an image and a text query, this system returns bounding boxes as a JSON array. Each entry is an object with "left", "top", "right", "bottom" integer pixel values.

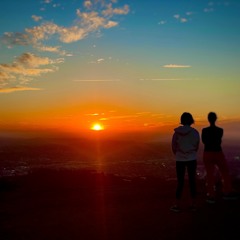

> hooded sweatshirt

[{"left": 172, "top": 125, "right": 200, "bottom": 161}]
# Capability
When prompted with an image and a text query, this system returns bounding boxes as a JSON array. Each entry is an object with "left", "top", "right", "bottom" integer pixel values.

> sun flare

[{"left": 91, "top": 123, "right": 104, "bottom": 131}]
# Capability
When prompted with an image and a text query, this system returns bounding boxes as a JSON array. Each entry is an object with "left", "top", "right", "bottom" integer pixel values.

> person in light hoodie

[{"left": 171, "top": 112, "right": 200, "bottom": 212}]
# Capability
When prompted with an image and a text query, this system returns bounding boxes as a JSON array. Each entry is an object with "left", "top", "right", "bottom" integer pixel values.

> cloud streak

[
  {"left": 139, "top": 78, "right": 184, "bottom": 81},
  {"left": 0, "top": 86, "right": 42, "bottom": 93},
  {"left": 162, "top": 64, "right": 191, "bottom": 68},
  {"left": 74, "top": 79, "right": 120, "bottom": 82}
]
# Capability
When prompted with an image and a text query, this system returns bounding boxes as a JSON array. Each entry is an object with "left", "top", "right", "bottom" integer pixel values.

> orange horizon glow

[{"left": 1, "top": 104, "right": 240, "bottom": 140}]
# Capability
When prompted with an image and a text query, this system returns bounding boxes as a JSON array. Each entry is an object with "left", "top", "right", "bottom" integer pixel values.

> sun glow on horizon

[{"left": 91, "top": 123, "right": 104, "bottom": 131}]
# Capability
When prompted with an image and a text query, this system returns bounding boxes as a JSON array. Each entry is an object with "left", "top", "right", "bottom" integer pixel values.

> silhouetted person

[
  {"left": 202, "top": 112, "right": 236, "bottom": 203},
  {"left": 171, "top": 112, "right": 200, "bottom": 212}
]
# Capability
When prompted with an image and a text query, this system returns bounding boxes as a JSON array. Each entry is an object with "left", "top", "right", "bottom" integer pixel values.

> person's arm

[
  {"left": 220, "top": 128, "right": 223, "bottom": 139},
  {"left": 197, "top": 133, "right": 200, "bottom": 151},
  {"left": 201, "top": 129, "right": 206, "bottom": 145},
  {"left": 195, "top": 131, "right": 200, "bottom": 151},
  {"left": 172, "top": 132, "right": 177, "bottom": 155},
  {"left": 219, "top": 128, "right": 223, "bottom": 145}
]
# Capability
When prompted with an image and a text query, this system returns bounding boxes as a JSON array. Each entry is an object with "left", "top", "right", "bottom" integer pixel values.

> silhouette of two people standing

[{"left": 171, "top": 111, "right": 237, "bottom": 212}]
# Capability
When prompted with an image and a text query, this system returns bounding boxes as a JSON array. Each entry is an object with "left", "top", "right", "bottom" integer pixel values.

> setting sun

[{"left": 91, "top": 123, "right": 104, "bottom": 131}]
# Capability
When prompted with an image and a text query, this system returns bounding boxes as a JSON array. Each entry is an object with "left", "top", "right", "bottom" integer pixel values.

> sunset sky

[{"left": 0, "top": 0, "right": 240, "bottom": 137}]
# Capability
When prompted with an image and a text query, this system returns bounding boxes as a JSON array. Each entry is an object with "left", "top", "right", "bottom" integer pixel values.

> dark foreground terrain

[{"left": 1, "top": 168, "right": 240, "bottom": 240}]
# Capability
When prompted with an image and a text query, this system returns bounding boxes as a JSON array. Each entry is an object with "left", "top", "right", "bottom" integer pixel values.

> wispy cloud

[
  {"left": 84, "top": 1, "right": 92, "bottom": 9},
  {"left": 32, "top": 15, "right": 43, "bottom": 22},
  {"left": 136, "top": 112, "right": 151, "bottom": 115},
  {"left": 97, "top": 58, "right": 104, "bottom": 63},
  {"left": 180, "top": 18, "right": 188, "bottom": 23},
  {"left": 203, "top": 1, "right": 233, "bottom": 13},
  {"left": 36, "top": 45, "right": 67, "bottom": 55},
  {"left": 174, "top": 14, "right": 180, "bottom": 19},
  {"left": 88, "top": 57, "right": 113, "bottom": 64},
  {"left": 160, "top": 10, "right": 194, "bottom": 26},
  {"left": 203, "top": 1, "right": 214, "bottom": 13},
  {"left": 139, "top": 78, "right": 184, "bottom": 81},
  {"left": 162, "top": 64, "right": 191, "bottom": 68},
  {"left": 85, "top": 113, "right": 101, "bottom": 116},
  {"left": 173, "top": 14, "right": 189, "bottom": 23},
  {"left": 102, "top": 4, "right": 129, "bottom": 16},
  {"left": 203, "top": 7, "right": 214, "bottom": 12},
  {"left": 108, "top": 115, "right": 138, "bottom": 120},
  {"left": 74, "top": 79, "right": 120, "bottom": 82},
  {"left": 158, "top": 20, "right": 167, "bottom": 25},
  {"left": 0, "top": 52, "right": 63, "bottom": 86},
  {"left": 0, "top": 86, "right": 42, "bottom": 93},
  {"left": 2, "top": 3, "right": 129, "bottom": 47}
]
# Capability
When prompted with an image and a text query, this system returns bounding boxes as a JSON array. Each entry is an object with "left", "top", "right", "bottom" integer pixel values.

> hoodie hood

[{"left": 174, "top": 125, "right": 193, "bottom": 135}]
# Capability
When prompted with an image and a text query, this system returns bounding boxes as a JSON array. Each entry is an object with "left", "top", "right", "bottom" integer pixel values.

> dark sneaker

[
  {"left": 206, "top": 197, "right": 216, "bottom": 204},
  {"left": 170, "top": 205, "right": 181, "bottom": 213}
]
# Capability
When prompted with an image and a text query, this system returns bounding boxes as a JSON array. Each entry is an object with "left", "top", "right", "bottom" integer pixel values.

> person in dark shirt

[{"left": 202, "top": 112, "right": 234, "bottom": 203}]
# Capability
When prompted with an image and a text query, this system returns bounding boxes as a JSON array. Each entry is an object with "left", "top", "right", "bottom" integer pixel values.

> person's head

[
  {"left": 208, "top": 112, "right": 217, "bottom": 124},
  {"left": 180, "top": 112, "right": 194, "bottom": 126}
]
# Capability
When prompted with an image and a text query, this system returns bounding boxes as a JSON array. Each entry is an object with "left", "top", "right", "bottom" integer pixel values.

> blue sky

[{"left": 0, "top": 0, "right": 240, "bottom": 135}]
